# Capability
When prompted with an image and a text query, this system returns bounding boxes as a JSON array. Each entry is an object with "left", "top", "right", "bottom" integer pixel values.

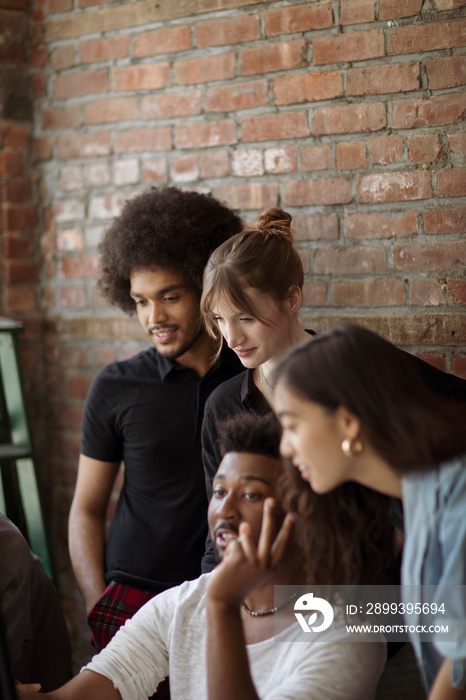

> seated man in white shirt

[{"left": 18, "top": 414, "right": 387, "bottom": 700}]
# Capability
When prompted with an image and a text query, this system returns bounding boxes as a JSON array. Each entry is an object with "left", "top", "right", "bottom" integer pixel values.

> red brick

[
  {"left": 3, "top": 205, "right": 37, "bottom": 231},
  {"left": 449, "top": 133, "right": 466, "bottom": 154},
  {"left": 341, "top": 0, "right": 375, "bottom": 24},
  {"left": 359, "top": 172, "right": 432, "bottom": 203},
  {"left": 242, "top": 112, "right": 309, "bottom": 142},
  {"left": 42, "top": 106, "right": 81, "bottom": 130},
  {"left": 265, "top": 3, "right": 333, "bottom": 36},
  {"left": 0, "top": 150, "right": 24, "bottom": 176},
  {"left": 298, "top": 250, "right": 310, "bottom": 274},
  {"left": 333, "top": 278, "right": 405, "bottom": 306},
  {"left": 393, "top": 94, "right": 466, "bottom": 129},
  {"left": 390, "top": 19, "right": 466, "bottom": 55},
  {"left": 60, "top": 285, "right": 87, "bottom": 308},
  {"left": 336, "top": 141, "right": 366, "bottom": 170},
  {"left": 205, "top": 81, "right": 267, "bottom": 113},
  {"left": 142, "top": 157, "right": 168, "bottom": 183},
  {"left": 379, "top": 0, "right": 422, "bottom": 19},
  {"left": 30, "top": 44, "right": 49, "bottom": 67},
  {"left": 313, "top": 102, "right": 386, "bottom": 134},
  {"left": 176, "top": 53, "right": 236, "bottom": 85},
  {"left": 141, "top": 92, "right": 201, "bottom": 119},
  {"left": 452, "top": 355, "right": 466, "bottom": 381},
  {"left": 264, "top": 146, "right": 297, "bottom": 174},
  {"left": 213, "top": 183, "right": 279, "bottom": 210},
  {"left": 2, "top": 178, "right": 33, "bottom": 203},
  {"left": 54, "top": 68, "right": 108, "bottom": 98},
  {"left": 5, "top": 288, "right": 37, "bottom": 313},
  {"left": 0, "top": 41, "right": 24, "bottom": 62},
  {"left": 114, "top": 159, "right": 139, "bottom": 186},
  {"left": 59, "top": 165, "right": 82, "bottom": 191},
  {"left": 200, "top": 150, "right": 230, "bottom": 178},
  {"left": 424, "top": 206, "right": 466, "bottom": 234},
  {"left": 2, "top": 124, "right": 29, "bottom": 148},
  {"left": 51, "top": 45, "right": 75, "bottom": 70},
  {"left": 56, "top": 132, "right": 110, "bottom": 158},
  {"left": 52, "top": 198, "right": 85, "bottom": 222},
  {"left": 89, "top": 192, "right": 131, "bottom": 220},
  {"left": 34, "top": 137, "right": 52, "bottom": 161},
  {"left": 67, "top": 374, "right": 93, "bottom": 398},
  {"left": 2, "top": 233, "right": 34, "bottom": 258},
  {"left": 415, "top": 353, "right": 446, "bottom": 372},
  {"left": 134, "top": 26, "right": 191, "bottom": 58},
  {"left": 114, "top": 127, "right": 172, "bottom": 153},
  {"left": 347, "top": 62, "right": 419, "bottom": 96},
  {"left": 0, "top": 9, "right": 25, "bottom": 36},
  {"left": 426, "top": 56, "right": 466, "bottom": 90},
  {"left": 393, "top": 242, "right": 466, "bottom": 271},
  {"left": 437, "top": 169, "right": 466, "bottom": 198},
  {"left": 56, "top": 227, "right": 84, "bottom": 251},
  {"left": 84, "top": 162, "right": 110, "bottom": 187},
  {"left": 314, "top": 246, "right": 385, "bottom": 274},
  {"left": 346, "top": 212, "right": 417, "bottom": 239},
  {"left": 313, "top": 29, "right": 384, "bottom": 65},
  {"left": 81, "top": 36, "right": 129, "bottom": 63},
  {"left": 410, "top": 280, "right": 445, "bottom": 306},
  {"left": 303, "top": 281, "right": 327, "bottom": 306},
  {"left": 446, "top": 278, "right": 466, "bottom": 305},
  {"left": 171, "top": 154, "right": 199, "bottom": 183},
  {"left": 49, "top": 0, "right": 72, "bottom": 11},
  {"left": 274, "top": 71, "right": 343, "bottom": 105},
  {"left": 241, "top": 39, "right": 307, "bottom": 76},
  {"left": 84, "top": 97, "right": 138, "bottom": 125},
  {"left": 293, "top": 213, "right": 338, "bottom": 240},
  {"left": 53, "top": 404, "right": 82, "bottom": 429},
  {"left": 196, "top": 15, "right": 260, "bottom": 47},
  {"left": 231, "top": 149, "right": 263, "bottom": 177},
  {"left": 3, "top": 261, "right": 39, "bottom": 284},
  {"left": 433, "top": 0, "right": 466, "bottom": 8},
  {"left": 175, "top": 121, "right": 235, "bottom": 149},
  {"left": 370, "top": 135, "right": 403, "bottom": 164},
  {"left": 284, "top": 178, "right": 352, "bottom": 206},
  {"left": 33, "top": 73, "right": 47, "bottom": 97},
  {"left": 114, "top": 63, "right": 170, "bottom": 91},
  {"left": 408, "top": 134, "right": 443, "bottom": 163},
  {"left": 59, "top": 254, "right": 100, "bottom": 278}
]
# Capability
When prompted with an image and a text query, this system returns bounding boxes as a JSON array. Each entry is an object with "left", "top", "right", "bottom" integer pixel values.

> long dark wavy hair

[{"left": 274, "top": 323, "right": 466, "bottom": 586}]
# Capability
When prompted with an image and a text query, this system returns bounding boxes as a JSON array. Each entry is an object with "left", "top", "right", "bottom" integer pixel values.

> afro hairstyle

[
  {"left": 217, "top": 413, "right": 282, "bottom": 461},
  {"left": 97, "top": 187, "right": 243, "bottom": 313}
]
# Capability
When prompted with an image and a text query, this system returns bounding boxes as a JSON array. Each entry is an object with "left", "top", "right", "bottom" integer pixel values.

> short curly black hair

[
  {"left": 98, "top": 187, "right": 243, "bottom": 313},
  {"left": 217, "top": 413, "right": 282, "bottom": 460}
]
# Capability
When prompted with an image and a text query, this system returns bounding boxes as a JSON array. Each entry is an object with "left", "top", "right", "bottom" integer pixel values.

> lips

[
  {"left": 234, "top": 347, "right": 256, "bottom": 358},
  {"left": 150, "top": 326, "right": 179, "bottom": 343},
  {"left": 214, "top": 522, "right": 238, "bottom": 549}
]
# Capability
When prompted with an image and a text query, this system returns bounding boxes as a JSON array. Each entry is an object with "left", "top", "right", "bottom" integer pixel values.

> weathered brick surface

[{"left": 4, "top": 0, "right": 464, "bottom": 674}]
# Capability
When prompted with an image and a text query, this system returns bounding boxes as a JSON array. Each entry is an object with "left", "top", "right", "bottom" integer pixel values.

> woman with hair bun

[{"left": 200, "top": 207, "right": 312, "bottom": 572}]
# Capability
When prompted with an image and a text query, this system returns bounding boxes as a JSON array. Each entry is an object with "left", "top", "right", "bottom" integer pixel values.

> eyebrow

[
  {"left": 213, "top": 474, "right": 272, "bottom": 486},
  {"left": 130, "top": 284, "right": 185, "bottom": 299}
]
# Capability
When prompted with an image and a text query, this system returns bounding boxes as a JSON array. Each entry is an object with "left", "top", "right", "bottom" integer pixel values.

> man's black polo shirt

[{"left": 81, "top": 345, "right": 241, "bottom": 591}]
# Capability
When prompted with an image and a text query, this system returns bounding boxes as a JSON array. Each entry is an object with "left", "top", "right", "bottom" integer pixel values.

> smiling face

[
  {"left": 130, "top": 267, "right": 204, "bottom": 363},
  {"left": 274, "top": 382, "right": 353, "bottom": 494},
  {"left": 208, "top": 451, "right": 281, "bottom": 561},
  {"left": 210, "top": 288, "right": 294, "bottom": 369}
]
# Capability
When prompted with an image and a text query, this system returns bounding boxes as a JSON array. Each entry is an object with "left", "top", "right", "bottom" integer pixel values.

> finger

[
  {"left": 256, "top": 498, "right": 279, "bottom": 564},
  {"left": 237, "top": 521, "right": 257, "bottom": 560},
  {"left": 14, "top": 681, "right": 41, "bottom": 692},
  {"left": 270, "top": 512, "right": 295, "bottom": 568}
]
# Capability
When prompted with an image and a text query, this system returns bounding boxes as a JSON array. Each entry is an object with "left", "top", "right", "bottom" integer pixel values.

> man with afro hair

[{"left": 68, "top": 188, "right": 243, "bottom": 677}]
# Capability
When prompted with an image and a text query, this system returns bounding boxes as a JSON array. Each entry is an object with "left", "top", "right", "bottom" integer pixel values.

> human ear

[
  {"left": 284, "top": 285, "right": 302, "bottom": 314},
  {"left": 335, "top": 406, "right": 361, "bottom": 441}
]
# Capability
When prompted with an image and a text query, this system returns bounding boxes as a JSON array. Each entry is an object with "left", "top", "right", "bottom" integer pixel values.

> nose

[
  {"left": 280, "top": 433, "right": 293, "bottom": 459},
  {"left": 216, "top": 491, "right": 241, "bottom": 520},
  {"left": 148, "top": 301, "right": 169, "bottom": 326},
  {"left": 223, "top": 321, "right": 245, "bottom": 349}
]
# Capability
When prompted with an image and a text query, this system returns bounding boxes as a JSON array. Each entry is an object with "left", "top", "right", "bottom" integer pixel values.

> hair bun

[{"left": 256, "top": 207, "right": 294, "bottom": 245}]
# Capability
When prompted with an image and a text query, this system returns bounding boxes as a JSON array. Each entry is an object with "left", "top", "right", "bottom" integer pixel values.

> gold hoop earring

[{"left": 341, "top": 438, "right": 363, "bottom": 458}]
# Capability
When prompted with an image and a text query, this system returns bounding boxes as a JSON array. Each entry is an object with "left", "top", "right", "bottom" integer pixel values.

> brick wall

[{"left": 1, "top": 0, "right": 465, "bottom": 666}]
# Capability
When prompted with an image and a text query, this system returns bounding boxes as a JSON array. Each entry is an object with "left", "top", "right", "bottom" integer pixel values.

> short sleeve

[{"left": 80, "top": 365, "right": 124, "bottom": 463}]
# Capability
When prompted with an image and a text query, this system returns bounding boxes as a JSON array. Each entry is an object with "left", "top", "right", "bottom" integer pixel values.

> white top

[{"left": 85, "top": 574, "right": 386, "bottom": 700}]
